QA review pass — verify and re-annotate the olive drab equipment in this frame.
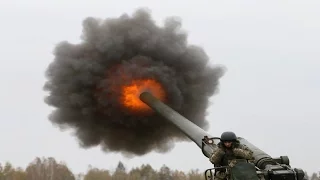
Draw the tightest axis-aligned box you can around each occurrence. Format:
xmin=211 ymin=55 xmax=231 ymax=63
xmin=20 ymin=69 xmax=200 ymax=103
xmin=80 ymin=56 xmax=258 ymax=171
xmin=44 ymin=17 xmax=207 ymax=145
xmin=139 ymin=92 xmax=306 ymax=180
xmin=205 ymin=161 xmax=260 ymax=180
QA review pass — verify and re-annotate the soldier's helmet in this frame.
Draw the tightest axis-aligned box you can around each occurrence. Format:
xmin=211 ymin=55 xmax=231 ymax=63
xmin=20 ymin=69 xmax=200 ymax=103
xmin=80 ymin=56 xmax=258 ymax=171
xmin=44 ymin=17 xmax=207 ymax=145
xmin=220 ymin=131 xmax=237 ymax=142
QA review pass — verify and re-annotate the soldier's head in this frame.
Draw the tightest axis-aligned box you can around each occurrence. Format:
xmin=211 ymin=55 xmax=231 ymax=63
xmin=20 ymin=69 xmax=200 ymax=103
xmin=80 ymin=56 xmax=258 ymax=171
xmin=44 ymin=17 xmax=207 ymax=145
xmin=220 ymin=131 xmax=237 ymax=148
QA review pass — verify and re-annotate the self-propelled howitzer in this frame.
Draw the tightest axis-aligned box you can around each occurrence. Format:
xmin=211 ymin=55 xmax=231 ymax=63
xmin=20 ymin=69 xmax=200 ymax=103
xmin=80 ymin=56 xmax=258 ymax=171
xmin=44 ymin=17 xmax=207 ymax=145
xmin=139 ymin=92 xmax=305 ymax=180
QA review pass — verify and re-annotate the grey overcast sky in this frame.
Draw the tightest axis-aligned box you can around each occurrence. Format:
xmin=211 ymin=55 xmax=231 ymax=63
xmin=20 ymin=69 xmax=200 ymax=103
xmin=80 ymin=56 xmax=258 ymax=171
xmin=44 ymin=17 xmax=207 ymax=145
xmin=0 ymin=0 xmax=319 ymax=175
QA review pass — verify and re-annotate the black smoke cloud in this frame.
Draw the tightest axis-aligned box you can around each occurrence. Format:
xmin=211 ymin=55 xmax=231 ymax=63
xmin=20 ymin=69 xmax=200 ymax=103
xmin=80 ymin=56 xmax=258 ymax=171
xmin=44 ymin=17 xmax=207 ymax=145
xmin=44 ymin=8 xmax=225 ymax=156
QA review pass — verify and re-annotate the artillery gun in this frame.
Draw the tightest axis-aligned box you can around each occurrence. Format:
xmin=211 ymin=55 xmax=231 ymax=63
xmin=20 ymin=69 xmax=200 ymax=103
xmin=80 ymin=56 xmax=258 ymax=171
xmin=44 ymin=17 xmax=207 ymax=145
xmin=139 ymin=92 xmax=306 ymax=180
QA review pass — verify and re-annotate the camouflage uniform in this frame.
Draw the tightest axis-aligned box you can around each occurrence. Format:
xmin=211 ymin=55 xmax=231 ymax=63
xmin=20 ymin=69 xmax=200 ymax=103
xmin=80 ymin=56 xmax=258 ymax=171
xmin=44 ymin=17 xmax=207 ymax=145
xmin=210 ymin=139 xmax=254 ymax=180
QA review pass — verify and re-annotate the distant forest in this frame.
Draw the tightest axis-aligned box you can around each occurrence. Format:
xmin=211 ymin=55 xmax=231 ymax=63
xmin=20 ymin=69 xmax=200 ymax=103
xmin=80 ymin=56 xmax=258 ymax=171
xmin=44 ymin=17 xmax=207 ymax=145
xmin=0 ymin=157 xmax=318 ymax=180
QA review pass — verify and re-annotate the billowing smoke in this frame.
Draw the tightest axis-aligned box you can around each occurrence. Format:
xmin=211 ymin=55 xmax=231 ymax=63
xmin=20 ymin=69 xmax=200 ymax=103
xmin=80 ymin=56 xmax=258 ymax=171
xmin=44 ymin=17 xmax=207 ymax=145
xmin=44 ymin=8 xmax=225 ymax=156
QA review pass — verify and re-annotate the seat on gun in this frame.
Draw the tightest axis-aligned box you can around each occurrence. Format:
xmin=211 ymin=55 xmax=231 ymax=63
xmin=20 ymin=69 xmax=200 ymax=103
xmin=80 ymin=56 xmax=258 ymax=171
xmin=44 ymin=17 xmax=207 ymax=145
xmin=229 ymin=161 xmax=259 ymax=180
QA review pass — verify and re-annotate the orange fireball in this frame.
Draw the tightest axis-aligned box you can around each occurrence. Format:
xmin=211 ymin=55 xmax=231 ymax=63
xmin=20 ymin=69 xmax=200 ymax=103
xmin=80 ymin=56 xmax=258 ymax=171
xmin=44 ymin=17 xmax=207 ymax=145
xmin=121 ymin=79 xmax=166 ymax=112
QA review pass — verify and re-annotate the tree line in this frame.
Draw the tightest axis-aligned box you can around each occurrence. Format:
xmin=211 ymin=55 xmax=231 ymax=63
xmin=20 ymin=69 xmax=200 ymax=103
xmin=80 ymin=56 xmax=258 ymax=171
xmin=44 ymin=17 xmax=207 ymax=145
xmin=0 ymin=157 xmax=318 ymax=180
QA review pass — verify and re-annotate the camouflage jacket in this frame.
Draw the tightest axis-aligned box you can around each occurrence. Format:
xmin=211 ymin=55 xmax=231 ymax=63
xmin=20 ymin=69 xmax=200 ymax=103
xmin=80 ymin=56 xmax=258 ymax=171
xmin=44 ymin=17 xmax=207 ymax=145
xmin=209 ymin=140 xmax=254 ymax=167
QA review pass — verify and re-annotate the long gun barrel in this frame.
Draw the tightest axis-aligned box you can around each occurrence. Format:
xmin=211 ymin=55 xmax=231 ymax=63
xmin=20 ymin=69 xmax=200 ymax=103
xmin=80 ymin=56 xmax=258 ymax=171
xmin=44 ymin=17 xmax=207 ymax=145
xmin=140 ymin=91 xmax=217 ymax=157
xmin=139 ymin=92 xmax=305 ymax=180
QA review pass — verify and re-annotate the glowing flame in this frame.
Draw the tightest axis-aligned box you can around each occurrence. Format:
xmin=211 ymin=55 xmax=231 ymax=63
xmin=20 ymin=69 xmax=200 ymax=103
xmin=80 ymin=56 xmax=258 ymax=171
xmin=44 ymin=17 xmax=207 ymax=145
xmin=121 ymin=79 xmax=166 ymax=112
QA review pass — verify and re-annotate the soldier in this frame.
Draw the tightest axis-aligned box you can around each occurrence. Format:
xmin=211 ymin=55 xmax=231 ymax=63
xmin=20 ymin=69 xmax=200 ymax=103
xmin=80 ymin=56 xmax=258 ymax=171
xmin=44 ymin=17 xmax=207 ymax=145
xmin=209 ymin=131 xmax=254 ymax=180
